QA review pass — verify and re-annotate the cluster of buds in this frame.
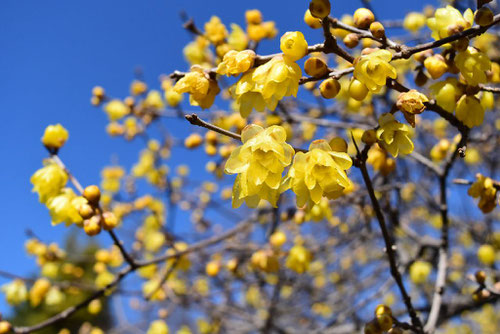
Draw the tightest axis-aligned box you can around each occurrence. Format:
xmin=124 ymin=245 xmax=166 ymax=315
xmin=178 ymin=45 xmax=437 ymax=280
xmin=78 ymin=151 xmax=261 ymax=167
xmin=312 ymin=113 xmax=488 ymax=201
xmin=364 ymin=305 xmax=402 ymax=334
xmin=78 ymin=185 xmax=118 ymax=236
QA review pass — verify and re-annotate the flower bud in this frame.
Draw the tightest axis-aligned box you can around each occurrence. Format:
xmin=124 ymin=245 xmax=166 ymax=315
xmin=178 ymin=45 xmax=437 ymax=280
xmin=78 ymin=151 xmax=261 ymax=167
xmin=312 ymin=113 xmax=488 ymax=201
xmin=184 ymin=133 xmax=203 ymax=148
xmin=343 ymin=33 xmax=359 ymax=48
xmin=362 ymin=129 xmax=377 ymax=145
xmin=309 ymin=0 xmax=331 ymax=19
xmin=245 ymin=9 xmax=262 ymax=25
xmin=78 ymin=203 xmax=94 ymax=220
xmin=319 ymin=78 xmax=341 ymax=99
xmin=475 ymin=270 xmax=487 ymax=284
xmin=349 ymin=78 xmax=369 ymax=101
xmin=0 ymin=321 xmax=11 ymax=334
xmin=42 ymin=124 xmax=69 ymax=149
xmin=475 ymin=7 xmax=494 ymax=26
xmin=304 ymin=9 xmax=322 ymax=29
xmin=353 ymin=8 xmax=375 ymax=29
xmin=102 ymin=212 xmax=118 ymax=230
xmin=84 ymin=216 xmax=102 ymax=236
xmin=369 ymin=22 xmax=385 ymax=39
xmin=424 ymin=54 xmax=448 ymax=79
xmin=83 ymin=185 xmax=101 ymax=204
xmin=304 ymin=57 xmax=329 ymax=77
xmin=329 ymin=137 xmax=348 ymax=152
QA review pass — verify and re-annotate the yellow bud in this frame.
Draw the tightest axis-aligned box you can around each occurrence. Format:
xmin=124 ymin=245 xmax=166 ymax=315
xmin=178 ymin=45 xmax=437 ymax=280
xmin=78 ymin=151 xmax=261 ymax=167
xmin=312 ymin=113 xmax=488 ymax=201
xmin=92 ymin=86 xmax=105 ymax=99
xmin=84 ymin=216 xmax=102 ymax=236
xmin=369 ymin=22 xmax=385 ymax=39
xmin=353 ymin=8 xmax=375 ymax=29
xmin=205 ymin=261 xmax=220 ymax=276
xmin=475 ymin=270 xmax=486 ymax=284
xmin=102 ymin=212 xmax=118 ymax=230
xmin=0 ymin=321 xmax=11 ymax=334
xmin=349 ymin=78 xmax=369 ymax=101
xmin=78 ymin=203 xmax=94 ymax=220
xmin=304 ymin=9 xmax=322 ymax=29
xmin=270 ymin=231 xmax=287 ymax=248
xmin=184 ymin=133 xmax=203 ymax=149
xmin=343 ymin=33 xmax=359 ymax=48
xmin=478 ymin=244 xmax=496 ymax=266
xmin=424 ymin=55 xmax=448 ymax=80
xmin=309 ymin=0 xmax=331 ymax=19
xmin=83 ymin=185 xmax=101 ymax=204
xmin=374 ymin=304 xmax=392 ymax=317
xmin=304 ymin=57 xmax=329 ymax=77
xmin=362 ymin=129 xmax=377 ymax=145
xmin=329 ymin=137 xmax=348 ymax=152
xmin=319 ymin=78 xmax=341 ymax=99
xmin=475 ymin=7 xmax=494 ymax=26
xmin=376 ymin=314 xmax=393 ymax=331
xmin=245 ymin=9 xmax=262 ymax=25
xmin=88 ymin=299 xmax=102 ymax=314
xmin=41 ymin=124 xmax=69 ymax=149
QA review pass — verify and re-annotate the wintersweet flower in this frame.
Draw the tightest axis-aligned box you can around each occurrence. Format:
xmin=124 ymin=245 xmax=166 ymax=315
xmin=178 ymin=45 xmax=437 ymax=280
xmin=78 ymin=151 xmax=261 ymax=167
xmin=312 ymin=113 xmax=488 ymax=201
xmin=396 ymin=90 xmax=429 ymax=127
xmin=232 ymin=55 xmax=301 ymax=117
xmin=1 ymin=280 xmax=27 ymax=305
xmin=455 ymin=95 xmax=484 ymax=128
xmin=283 ymin=140 xmax=352 ymax=208
xmin=204 ymin=16 xmax=227 ymax=45
xmin=280 ymin=31 xmax=308 ymax=62
xmin=455 ymin=46 xmax=491 ymax=86
xmin=147 ymin=320 xmax=169 ymax=334
xmin=353 ymin=49 xmax=397 ymax=92
xmin=376 ymin=113 xmax=414 ymax=157
xmin=174 ymin=65 xmax=220 ymax=109
xmin=143 ymin=90 xmax=164 ymax=109
xmin=427 ymin=6 xmax=473 ymax=41
xmin=286 ymin=244 xmax=312 ymax=274
xmin=468 ymin=173 xmax=497 ymax=213
xmin=104 ymin=99 xmax=130 ymax=121
xmin=41 ymin=124 xmax=69 ymax=149
xmin=403 ymin=12 xmax=426 ymax=32
xmin=31 ymin=162 xmax=68 ymax=203
xmin=216 ymin=50 xmax=256 ymax=76
xmin=224 ymin=125 xmax=294 ymax=208
xmin=46 ymin=188 xmax=85 ymax=226
xmin=429 ymin=78 xmax=463 ymax=112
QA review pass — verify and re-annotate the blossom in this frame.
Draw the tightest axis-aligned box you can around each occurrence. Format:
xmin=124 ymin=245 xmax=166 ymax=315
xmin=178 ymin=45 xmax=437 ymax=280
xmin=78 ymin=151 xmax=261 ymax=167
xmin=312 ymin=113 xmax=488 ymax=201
xmin=231 ymin=55 xmax=301 ymax=117
xmin=31 ymin=162 xmax=68 ymax=203
xmin=468 ymin=173 xmax=497 ymax=213
xmin=283 ymin=139 xmax=352 ymax=207
xmin=403 ymin=12 xmax=426 ymax=32
xmin=456 ymin=95 xmax=484 ymax=128
xmin=280 ymin=31 xmax=308 ymax=61
xmin=376 ymin=113 xmax=414 ymax=157
xmin=427 ymin=6 xmax=473 ymax=41
xmin=204 ymin=16 xmax=227 ymax=45
xmin=216 ymin=50 xmax=255 ymax=76
xmin=409 ymin=260 xmax=432 ymax=284
xmin=1 ymin=280 xmax=27 ymax=305
xmin=396 ymin=90 xmax=429 ymax=127
xmin=104 ymin=99 xmax=130 ymax=121
xmin=286 ymin=244 xmax=312 ymax=274
xmin=227 ymin=24 xmax=248 ymax=51
xmin=46 ymin=188 xmax=85 ymax=226
xmin=353 ymin=49 xmax=397 ymax=92
xmin=143 ymin=90 xmax=164 ymax=109
xmin=174 ymin=65 xmax=220 ymax=109
xmin=41 ymin=124 xmax=69 ymax=149
xmin=224 ymin=125 xmax=294 ymax=208
xmin=429 ymin=78 xmax=463 ymax=113
xmin=455 ymin=46 xmax=491 ymax=86
xmin=147 ymin=320 xmax=169 ymax=334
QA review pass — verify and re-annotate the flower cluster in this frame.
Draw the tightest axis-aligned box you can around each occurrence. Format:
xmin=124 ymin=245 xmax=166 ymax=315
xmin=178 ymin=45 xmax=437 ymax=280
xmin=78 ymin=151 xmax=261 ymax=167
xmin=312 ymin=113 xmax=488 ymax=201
xmin=468 ymin=174 xmax=498 ymax=213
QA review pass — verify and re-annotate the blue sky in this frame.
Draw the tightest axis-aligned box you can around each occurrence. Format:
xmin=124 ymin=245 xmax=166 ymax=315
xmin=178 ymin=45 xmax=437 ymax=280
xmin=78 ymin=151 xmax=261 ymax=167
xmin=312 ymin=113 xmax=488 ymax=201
xmin=0 ymin=0 xmax=436 ymax=315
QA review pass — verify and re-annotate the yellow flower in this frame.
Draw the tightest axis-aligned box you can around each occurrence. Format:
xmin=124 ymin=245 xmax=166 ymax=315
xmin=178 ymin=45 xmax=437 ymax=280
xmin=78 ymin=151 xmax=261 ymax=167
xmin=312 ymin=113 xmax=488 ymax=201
xmin=477 ymin=244 xmax=496 ymax=265
xmin=29 ymin=278 xmax=51 ymax=307
xmin=232 ymin=55 xmax=301 ymax=117
xmin=429 ymin=78 xmax=462 ymax=112
xmin=455 ymin=46 xmax=491 ymax=86
xmin=104 ymin=99 xmax=130 ymax=121
xmin=224 ymin=125 xmax=294 ymax=208
xmin=280 ymin=31 xmax=308 ymax=62
xmin=427 ymin=6 xmax=473 ymax=41
xmin=283 ymin=139 xmax=352 ymax=207
xmin=409 ymin=260 xmax=432 ymax=284
xmin=46 ymin=188 xmax=85 ymax=226
xmin=183 ymin=36 xmax=211 ymax=66
xmin=353 ymin=49 xmax=397 ymax=92
xmin=456 ymin=95 xmax=484 ymax=128
xmin=286 ymin=244 xmax=312 ymax=274
xmin=41 ymin=124 xmax=69 ymax=149
xmin=130 ymin=80 xmax=148 ymax=95
xmin=204 ymin=16 xmax=227 ymax=45
xmin=403 ymin=12 xmax=426 ymax=32
xmin=31 ymin=162 xmax=68 ymax=203
xmin=376 ymin=113 xmax=414 ymax=157
xmin=174 ymin=65 xmax=220 ymax=109
xmin=228 ymin=24 xmax=248 ymax=51
xmin=144 ymin=90 xmax=164 ymax=109
xmin=396 ymin=90 xmax=429 ymax=127
xmin=1 ymin=280 xmax=28 ymax=305
xmin=216 ymin=50 xmax=256 ymax=76
xmin=468 ymin=173 xmax=497 ymax=213
xmin=147 ymin=320 xmax=169 ymax=334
